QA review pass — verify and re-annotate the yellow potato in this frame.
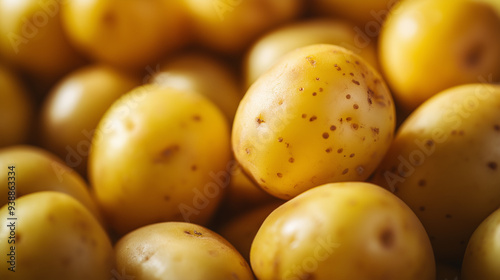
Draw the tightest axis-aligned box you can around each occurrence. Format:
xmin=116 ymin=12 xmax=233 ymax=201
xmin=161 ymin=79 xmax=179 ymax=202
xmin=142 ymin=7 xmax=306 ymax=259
xmin=89 ymin=85 xmax=231 ymax=235
xmin=62 ymin=0 xmax=189 ymax=69
xmin=217 ymin=201 xmax=282 ymax=261
xmin=40 ymin=64 xmax=140 ymax=177
xmin=371 ymin=84 xmax=500 ymax=263
xmin=114 ymin=222 xmax=254 ymax=280
xmin=0 ymin=145 xmax=101 ymax=221
xmin=462 ymin=207 xmax=500 ymax=280
xmin=151 ymin=52 xmax=243 ymax=122
xmin=0 ymin=191 xmax=114 ymax=280
xmin=182 ymin=0 xmax=304 ymax=54
xmin=0 ymin=65 xmax=33 ymax=147
xmin=244 ymin=18 xmax=380 ymax=87
xmin=379 ymin=0 xmax=500 ymax=111
xmin=0 ymin=0 xmax=85 ymax=84
xmin=233 ymin=44 xmax=395 ymax=199
xmin=250 ymin=182 xmax=435 ymax=280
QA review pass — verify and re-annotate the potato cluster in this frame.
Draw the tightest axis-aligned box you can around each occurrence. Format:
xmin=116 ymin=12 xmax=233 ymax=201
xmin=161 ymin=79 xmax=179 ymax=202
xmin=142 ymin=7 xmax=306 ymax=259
xmin=0 ymin=0 xmax=499 ymax=279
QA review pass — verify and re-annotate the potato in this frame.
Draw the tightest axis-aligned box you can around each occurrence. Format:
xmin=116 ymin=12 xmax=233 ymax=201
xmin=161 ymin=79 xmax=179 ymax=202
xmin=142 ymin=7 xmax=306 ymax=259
xmin=232 ymin=44 xmax=395 ymax=199
xmin=250 ymin=182 xmax=435 ymax=280
xmin=182 ymin=0 xmax=304 ymax=54
xmin=218 ymin=201 xmax=282 ymax=261
xmin=62 ymin=0 xmax=189 ymax=69
xmin=0 ymin=65 xmax=33 ymax=147
xmin=89 ymin=85 xmax=231 ymax=235
xmin=0 ymin=0 xmax=84 ymax=85
xmin=311 ymin=0 xmax=398 ymax=26
xmin=114 ymin=222 xmax=254 ymax=280
xmin=0 ymin=191 xmax=114 ymax=280
xmin=244 ymin=18 xmax=380 ymax=87
xmin=40 ymin=64 xmax=140 ymax=177
xmin=151 ymin=52 xmax=243 ymax=122
xmin=0 ymin=145 xmax=101 ymax=221
xmin=461 ymin=207 xmax=500 ymax=280
xmin=370 ymin=83 xmax=500 ymax=263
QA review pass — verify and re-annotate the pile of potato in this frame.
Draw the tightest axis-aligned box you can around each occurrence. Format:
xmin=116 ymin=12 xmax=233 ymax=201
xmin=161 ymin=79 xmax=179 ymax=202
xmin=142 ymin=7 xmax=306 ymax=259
xmin=1 ymin=0 xmax=499 ymax=279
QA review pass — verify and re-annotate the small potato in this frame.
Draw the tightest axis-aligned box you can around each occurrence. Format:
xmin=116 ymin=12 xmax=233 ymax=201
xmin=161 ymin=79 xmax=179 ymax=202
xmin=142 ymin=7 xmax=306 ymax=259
xmin=0 ymin=192 xmax=114 ymax=280
xmin=233 ymin=44 xmax=395 ymax=199
xmin=461 ymin=207 xmax=500 ymax=280
xmin=89 ymin=85 xmax=231 ymax=235
xmin=62 ymin=0 xmax=189 ymax=69
xmin=0 ymin=145 xmax=101 ymax=220
xmin=0 ymin=66 xmax=33 ymax=147
xmin=183 ymin=0 xmax=304 ymax=54
xmin=244 ymin=19 xmax=380 ymax=87
xmin=371 ymin=84 xmax=500 ymax=263
xmin=250 ymin=182 xmax=435 ymax=280
xmin=151 ymin=52 xmax=243 ymax=122
xmin=114 ymin=222 xmax=254 ymax=280
xmin=40 ymin=64 xmax=140 ymax=177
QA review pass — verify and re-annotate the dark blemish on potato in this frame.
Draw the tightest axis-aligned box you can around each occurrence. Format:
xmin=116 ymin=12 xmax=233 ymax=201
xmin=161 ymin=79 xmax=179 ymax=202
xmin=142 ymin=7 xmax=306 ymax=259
xmin=306 ymin=56 xmax=316 ymax=66
xmin=194 ymin=230 xmax=202 ymax=236
xmin=325 ymin=148 xmax=332 ymax=153
xmin=373 ymin=78 xmax=380 ymax=84
xmin=343 ymin=73 xmax=346 ymax=76
xmin=351 ymin=123 xmax=359 ymax=130
xmin=315 ymin=77 xmax=320 ymax=81
xmin=302 ymin=113 xmax=307 ymax=118
xmin=156 ymin=145 xmax=180 ymax=162
xmin=278 ymin=100 xmax=283 ymax=105
xmin=425 ymin=140 xmax=434 ymax=147
xmin=245 ymin=148 xmax=251 ymax=154
xmin=419 ymin=206 xmax=425 ymax=211
xmin=371 ymin=127 xmax=379 ymax=135
xmin=356 ymin=166 xmax=364 ymax=175
xmin=330 ymin=125 xmax=337 ymax=131
xmin=445 ymin=214 xmax=452 ymax=219
xmin=494 ymin=124 xmax=500 ymax=131
xmin=322 ymin=132 xmax=329 ymax=139
xmin=164 ymin=195 xmax=171 ymax=201
xmin=260 ymin=178 xmax=266 ymax=183
xmin=337 ymin=148 xmax=343 ymax=153
xmin=285 ymin=142 xmax=290 ymax=148
xmin=256 ymin=116 xmax=265 ymax=124
xmin=277 ymin=173 xmax=283 ymax=178
xmin=459 ymin=130 xmax=465 ymax=135
xmin=346 ymin=117 xmax=352 ymax=122
xmin=355 ymin=61 xmax=360 ymax=65
xmin=464 ymin=43 xmax=484 ymax=68
xmin=312 ymin=92 xmax=317 ymax=96
xmin=342 ymin=168 xmax=349 ymax=175
xmin=353 ymin=104 xmax=359 ymax=109
xmin=487 ymin=162 xmax=498 ymax=170
xmin=289 ymin=157 xmax=295 ymax=163
xmin=352 ymin=79 xmax=360 ymax=85
xmin=451 ymin=130 xmax=457 ymax=135
xmin=299 ymin=87 xmax=304 ymax=91
xmin=346 ymin=94 xmax=351 ymax=99
xmin=102 ymin=12 xmax=116 ymax=25
xmin=278 ymin=137 xmax=283 ymax=142
xmin=361 ymin=73 xmax=365 ymax=78
xmin=192 ymin=115 xmax=201 ymax=122
xmin=309 ymin=116 xmax=317 ymax=122
xmin=379 ymin=228 xmax=395 ymax=248
xmin=418 ymin=179 xmax=426 ymax=187
xmin=339 ymin=118 xmax=343 ymax=123
xmin=15 ymin=232 xmax=21 ymax=243
xmin=319 ymin=88 xmax=324 ymax=92
xmin=346 ymin=60 xmax=350 ymax=63
xmin=349 ymin=153 xmax=355 ymax=158
xmin=184 ymin=230 xmax=192 ymax=235
xmin=349 ymin=73 xmax=354 ymax=76
xmin=334 ymin=64 xmax=341 ymax=71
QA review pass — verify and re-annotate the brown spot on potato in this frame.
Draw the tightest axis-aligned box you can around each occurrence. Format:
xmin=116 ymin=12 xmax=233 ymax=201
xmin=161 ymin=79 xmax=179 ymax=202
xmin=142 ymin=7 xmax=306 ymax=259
xmin=289 ymin=158 xmax=295 ymax=163
xmin=306 ymin=56 xmax=316 ymax=66
xmin=342 ymin=168 xmax=349 ymax=175
xmin=278 ymin=137 xmax=283 ymax=142
xmin=156 ymin=145 xmax=180 ymax=163
xmin=352 ymin=79 xmax=360 ymax=85
xmin=315 ymin=77 xmax=320 ymax=81
xmin=346 ymin=60 xmax=350 ymax=63
xmin=312 ymin=92 xmax=317 ymax=96
xmin=164 ymin=195 xmax=171 ymax=201
xmin=194 ymin=230 xmax=202 ymax=236
xmin=349 ymin=73 xmax=354 ymax=76
xmin=445 ymin=214 xmax=452 ymax=219
xmin=346 ymin=117 xmax=352 ymax=122
xmin=325 ymin=148 xmax=332 ymax=153
xmin=302 ymin=113 xmax=307 ymax=118
xmin=355 ymin=61 xmax=360 ymax=65
xmin=102 ymin=12 xmax=116 ymax=25
xmin=191 ymin=165 xmax=197 ymax=171
xmin=309 ymin=116 xmax=317 ymax=122
xmin=256 ymin=116 xmax=265 ymax=124
xmin=337 ymin=148 xmax=343 ymax=153
xmin=299 ymin=87 xmax=304 ymax=91
xmin=322 ymin=132 xmax=329 ymax=139
xmin=319 ymin=88 xmax=323 ymax=92
xmin=464 ymin=43 xmax=484 ymax=68
xmin=245 ymin=148 xmax=251 ymax=154
xmin=346 ymin=94 xmax=351 ymax=99
xmin=15 ymin=232 xmax=21 ymax=243
xmin=418 ymin=179 xmax=426 ymax=187
xmin=277 ymin=173 xmax=283 ymax=178
xmin=353 ymin=104 xmax=359 ymax=109
xmin=379 ymin=228 xmax=395 ymax=248
xmin=351 ymin=123 xmax=359 ymax=130
xmin=260 ymin=178 xmax=266 ymax=183
xmin=487 ymin=162 xmax=497 ymax=170
xmin=350 ymin=153 xmax=355 ymax=158
xmin=184 ymin=230 xmax=191 ymax=235
xmin=192 ymin=115 xmax=201 ymax=122
xmin=356 ymin=166 xmax=365 ymax=175
xmin=494 ymin=124 xmax=500 ymax=131
xmin=330 ymin=125 xmax=337 ymax=131
xmin=334 ymin=64 xmax=341 ymax=71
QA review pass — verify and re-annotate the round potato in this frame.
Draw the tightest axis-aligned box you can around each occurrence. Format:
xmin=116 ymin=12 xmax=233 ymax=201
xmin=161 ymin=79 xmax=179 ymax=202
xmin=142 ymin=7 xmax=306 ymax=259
xmin=40 ymin=64 xmax=140 ymax=177
xmin=89 ymin=85 xmax=231 ymax=235
xmin=0 ymin=145 xmax=101 ymax=220
xmin=244 ymin=19 xmax=380 ymax=87
xmin=250 ymin=182 xmax=435 ymax=280
xmin=461 ymin=207 xmax=500 ymax=280
xmin=151 ymin=52 xmax=243 ymax=122
xmin=115 ymin=222 xmax=254 ymax=280
xmin=183 ymin=0 xmax=304 ymax=54
xmin=0 ymin=0 xmax=85 ymax=85
xmin=233 ymin=44 xmax=395 ymax=199
xmin=0 ymin=65 xmax=33 ymax=147
xmin=370 ymin=83 xmax=500 ymax=263
xmin=62 ymin=0 xmax=189 ymax=69
xmin=0 ymin=191 xmax=114 ymax=280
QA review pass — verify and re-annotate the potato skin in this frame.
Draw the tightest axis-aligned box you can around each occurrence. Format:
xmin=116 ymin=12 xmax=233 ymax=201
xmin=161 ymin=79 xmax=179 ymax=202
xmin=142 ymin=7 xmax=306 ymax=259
xmin=114 ymin=222 xmax=254 ymax=280
xmin=0 ymin=192 xmax=114 ymax=280
xmin=233 ymin=44 xmax=395 ymax=199
xmin=250 ymin=182 xmax=435 ymax=280
xmin=89 ymin=85 xmax=231 ymax=235
xmin=371 ymin=84 xmax=500 ymax=263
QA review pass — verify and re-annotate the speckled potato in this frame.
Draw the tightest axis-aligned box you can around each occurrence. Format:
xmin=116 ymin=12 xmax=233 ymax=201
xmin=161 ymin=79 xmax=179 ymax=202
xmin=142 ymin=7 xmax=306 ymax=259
xmin=0 ymin=192 xmax=114 ymax=280
xmin=151 ymin=52 xmax=242 ymax=122
xmin=462 ymin=207 xmax=500 ymax=280
xmin=89 ymin=85 xmax=231 ymax=235
xmin=371 ymin=84 xmax=500 ymax=263
xmin=250 ymin=182 xmax=435 ymax=280
xmin=114 ymin=222 xmax=254 ymax=280
xmin=379 ymin=0 xmax=500 ymax=111
xmin=233 ymin=44 xmax=395 ymax=199
xmin=244 ymin=19 xmax=380 ymax=87
xmin=40 ymin=64 xmax=140 ymax=177
xmin=182 ymin=0 xmax=304 ymax=54
xmin=62 ymin=0 xmax=189 ymax=69
xmin=0 ymin=145 xmax=101 ymax=221
xmin=0 ymin=65 xmax=33 ymax=147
